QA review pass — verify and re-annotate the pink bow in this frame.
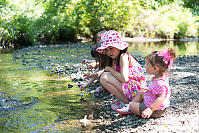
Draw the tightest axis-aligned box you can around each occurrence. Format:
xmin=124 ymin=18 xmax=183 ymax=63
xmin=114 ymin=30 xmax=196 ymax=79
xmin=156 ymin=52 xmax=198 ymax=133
xmin=157 ymin=48 xmax=173 ymax=68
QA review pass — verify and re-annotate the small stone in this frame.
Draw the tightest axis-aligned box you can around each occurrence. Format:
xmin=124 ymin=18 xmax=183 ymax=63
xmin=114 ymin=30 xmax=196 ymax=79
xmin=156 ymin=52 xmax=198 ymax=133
xmin=189 ymin=99 xmax=193 ymax=103
xmin=194 ymin=110 xmax=198 ymax=114
xmin=68 ymin=84 xmax=73 ymax=88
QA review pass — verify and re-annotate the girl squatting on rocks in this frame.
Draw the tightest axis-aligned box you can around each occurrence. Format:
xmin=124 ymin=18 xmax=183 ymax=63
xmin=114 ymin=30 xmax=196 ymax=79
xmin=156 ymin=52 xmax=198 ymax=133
xmin=80 ymin=30 xmax=111 ymax=92
xmin=80 ymin=44 xmax=111 ymax=91
xmin=81 ymin=30 xmax=107 ymax=70
xmin=117 ymin=48 xmax=176 ymax=118
xmin=96 ymin=30 xmax=146 ymax=111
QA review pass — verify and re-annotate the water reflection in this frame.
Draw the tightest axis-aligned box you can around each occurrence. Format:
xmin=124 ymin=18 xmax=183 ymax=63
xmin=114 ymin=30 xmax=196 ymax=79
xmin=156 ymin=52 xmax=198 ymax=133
xmin=0 ymin=54 xmax=93 ymax=132
xmin=128 ymin=41 xmax=199 ymax=57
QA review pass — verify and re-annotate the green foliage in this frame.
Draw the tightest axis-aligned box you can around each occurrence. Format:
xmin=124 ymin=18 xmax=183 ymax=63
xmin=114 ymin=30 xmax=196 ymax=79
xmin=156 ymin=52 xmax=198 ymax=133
xmin=0 ymin=0 xmax=37 ymax=49
xmin=182 ymin=0 xmax=199 ymax=15
xmin=156 ymin=2 xmax=198 ymax=38
xmin=0 ymin=14 xmax=34 ymax=49
xmin=0 ymin=0 xmax=199 ymax=49
xmin=34 ymin=0 xmax=77 ymax=43
xmin=13 ymin=15 xmax=35 ymax=47
xmin=73 ymin=0 xmax=132 ymax=39
xmin=126 ymin=0 xmax=198 ymax=38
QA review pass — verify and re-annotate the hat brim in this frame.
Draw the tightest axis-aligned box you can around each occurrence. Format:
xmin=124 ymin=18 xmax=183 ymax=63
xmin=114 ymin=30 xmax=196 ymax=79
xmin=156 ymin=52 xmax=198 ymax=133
xmin=96 ymin=42 xmax=129 ymax=54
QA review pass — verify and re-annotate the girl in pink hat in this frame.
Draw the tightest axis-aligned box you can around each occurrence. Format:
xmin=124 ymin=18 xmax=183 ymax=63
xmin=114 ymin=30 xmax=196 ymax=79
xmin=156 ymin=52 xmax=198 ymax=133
xmin=96 ymin=30 xmax=147 ymax=111
xmin=117 ymin=48 xmax=176 ymax=118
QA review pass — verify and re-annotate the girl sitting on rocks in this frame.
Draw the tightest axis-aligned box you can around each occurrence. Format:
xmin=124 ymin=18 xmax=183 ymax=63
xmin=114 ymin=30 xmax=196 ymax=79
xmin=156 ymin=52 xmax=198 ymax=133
xmin=96 ymin=30 xmax=146 ymax=111
xmin=117 ymin=48 xmax=176 ymax=118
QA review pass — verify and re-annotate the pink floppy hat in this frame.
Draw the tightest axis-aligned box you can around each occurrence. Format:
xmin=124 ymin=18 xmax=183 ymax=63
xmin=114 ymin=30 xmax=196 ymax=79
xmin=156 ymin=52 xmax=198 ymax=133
xmin=96 ymin=30 xmax=129 ymax=54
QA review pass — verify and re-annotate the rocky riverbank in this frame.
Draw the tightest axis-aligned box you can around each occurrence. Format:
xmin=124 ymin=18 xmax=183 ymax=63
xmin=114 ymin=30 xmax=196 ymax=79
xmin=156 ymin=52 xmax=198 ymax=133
xmin=13 ymin=44 xmax=199 ymax=132
xmin=94 ymin=55 xmax=199 ymax=133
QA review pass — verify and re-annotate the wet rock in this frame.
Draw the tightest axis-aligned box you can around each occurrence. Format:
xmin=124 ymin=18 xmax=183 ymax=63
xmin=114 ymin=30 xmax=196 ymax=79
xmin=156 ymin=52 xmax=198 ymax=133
xmin=68 ymin=84 xmax=73 ymax=88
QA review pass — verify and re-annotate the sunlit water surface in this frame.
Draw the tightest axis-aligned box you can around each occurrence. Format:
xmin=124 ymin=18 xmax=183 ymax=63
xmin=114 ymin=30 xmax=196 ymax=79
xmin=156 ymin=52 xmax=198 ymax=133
xmin=0 ymin=41 xmax=198 ymax=132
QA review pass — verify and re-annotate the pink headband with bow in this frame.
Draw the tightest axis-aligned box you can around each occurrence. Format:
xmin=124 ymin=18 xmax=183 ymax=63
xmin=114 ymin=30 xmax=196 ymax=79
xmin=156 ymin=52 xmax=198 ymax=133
xmin=157 ymin=48 xmax=173 ymax=69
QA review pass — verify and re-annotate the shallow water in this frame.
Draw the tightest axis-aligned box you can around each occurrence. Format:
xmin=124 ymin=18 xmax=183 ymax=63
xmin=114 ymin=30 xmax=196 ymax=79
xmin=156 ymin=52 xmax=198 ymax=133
xmin=128 ymin=40 xmax=199 ymax=57
xmin=0 ymin=41 xmax=198 ymax=132
xmin=0 ymin=54 xmax=95 ymax=132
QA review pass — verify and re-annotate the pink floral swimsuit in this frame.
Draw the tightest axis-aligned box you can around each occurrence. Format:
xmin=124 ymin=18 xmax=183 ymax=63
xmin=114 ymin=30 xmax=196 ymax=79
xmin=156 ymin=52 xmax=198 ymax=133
xmin=117 ymin=55 xmax=146 ymax=101
xmin=144 ymin=76 xmax=171 ymax=110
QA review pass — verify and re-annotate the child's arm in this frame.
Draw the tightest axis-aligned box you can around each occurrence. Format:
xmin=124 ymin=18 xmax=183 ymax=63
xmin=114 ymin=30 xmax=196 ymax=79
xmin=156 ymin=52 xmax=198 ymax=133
xmin=83 ymin=68 xmax=104 ymax=78
xmin=141 ymin=93 xmax=165 ymax=118
xmin=88 ymin=62 xmax=98 ymax=69
xmin=82 ymin=59 xmax=98 ymax=69
xmin=80 ymin=78 xmax=96 ymax=91
xmin=82 ymin=59 xmax=95 ymax=64
xmin=104 ymin=53 xmax=129 ymax=83
xmin=80 ymin=69 xmax=104 ymax=91
xmin=96 ymin=69 xmax=105 ymax=77
xmin=104 ymin=66 xmax=124 ymax=82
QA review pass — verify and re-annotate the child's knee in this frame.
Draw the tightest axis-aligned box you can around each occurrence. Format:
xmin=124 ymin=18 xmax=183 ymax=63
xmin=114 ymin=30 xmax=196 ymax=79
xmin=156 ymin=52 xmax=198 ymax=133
xmin=100 ymin=72 xmax=108 ymax=84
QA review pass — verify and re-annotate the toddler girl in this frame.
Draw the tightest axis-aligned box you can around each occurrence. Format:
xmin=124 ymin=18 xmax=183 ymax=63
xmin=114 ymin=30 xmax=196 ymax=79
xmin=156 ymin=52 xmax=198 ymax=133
xmin=96 ymin=30 xmax=146 ymax=110
xmin=117 ymin=48 xmax=176 ymax=118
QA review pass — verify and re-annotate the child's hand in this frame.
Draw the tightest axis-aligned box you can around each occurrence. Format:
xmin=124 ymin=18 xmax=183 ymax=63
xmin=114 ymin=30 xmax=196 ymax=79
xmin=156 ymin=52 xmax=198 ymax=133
xmin=80 ymin=84 xmax=88 ymax=91
xmin=81 ymin=59 xmax=89 ymax=64
xmin=104 ymin=66 xmax=112 ymax=72
xmin=83 ymin=73 xmax=98 ymax=79
xmin=141 ymin=108 xmax=153 ymax=118
xmin=87 ymin=62 xmax=96 ymax=69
